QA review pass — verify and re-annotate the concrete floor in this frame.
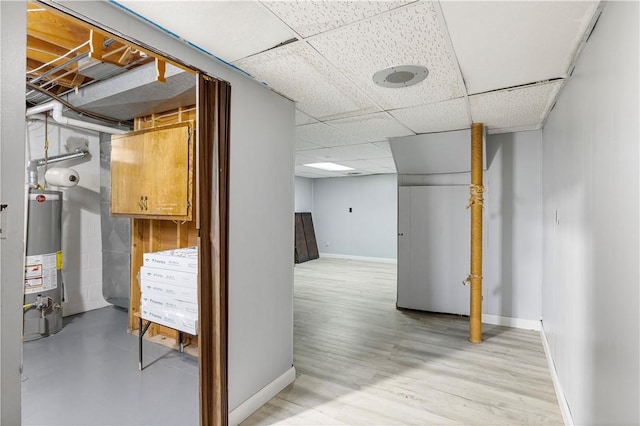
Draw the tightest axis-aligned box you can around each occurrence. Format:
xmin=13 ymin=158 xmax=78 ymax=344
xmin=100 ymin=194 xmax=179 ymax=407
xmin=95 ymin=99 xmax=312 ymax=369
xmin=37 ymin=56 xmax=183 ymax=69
xmin=22 ymin=306 xmax=198 ymax=425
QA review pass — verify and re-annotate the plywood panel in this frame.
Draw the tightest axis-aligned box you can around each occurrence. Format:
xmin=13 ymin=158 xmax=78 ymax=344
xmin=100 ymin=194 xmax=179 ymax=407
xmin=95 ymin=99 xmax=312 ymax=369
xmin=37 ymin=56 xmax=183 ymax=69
xmin=301 ymin=212 xmax=319 ymax=260
xmin=294 ymin=213 xmax=309 ymax=263
xmin=127 ymin=106 xmax=199 ymax=351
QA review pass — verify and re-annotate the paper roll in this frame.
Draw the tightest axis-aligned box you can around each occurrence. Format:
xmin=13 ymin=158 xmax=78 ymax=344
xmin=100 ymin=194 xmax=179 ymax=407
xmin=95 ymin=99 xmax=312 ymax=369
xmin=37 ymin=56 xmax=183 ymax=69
xmin=45 ymin=168 xmax=80 ymax=187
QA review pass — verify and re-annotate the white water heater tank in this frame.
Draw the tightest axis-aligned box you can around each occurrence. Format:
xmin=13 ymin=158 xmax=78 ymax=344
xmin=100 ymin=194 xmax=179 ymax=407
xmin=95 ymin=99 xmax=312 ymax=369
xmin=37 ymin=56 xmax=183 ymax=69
xmin=45 ymin=167 xmax=79 ymax=187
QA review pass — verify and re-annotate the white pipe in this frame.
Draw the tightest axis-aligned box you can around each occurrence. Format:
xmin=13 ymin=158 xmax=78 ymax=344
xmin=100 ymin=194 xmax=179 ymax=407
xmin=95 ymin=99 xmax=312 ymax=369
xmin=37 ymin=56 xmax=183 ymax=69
xmin=25 ymin=101 xmax=127 ymax=135
xmin=25 ymin=101 xmax=56 ymax=117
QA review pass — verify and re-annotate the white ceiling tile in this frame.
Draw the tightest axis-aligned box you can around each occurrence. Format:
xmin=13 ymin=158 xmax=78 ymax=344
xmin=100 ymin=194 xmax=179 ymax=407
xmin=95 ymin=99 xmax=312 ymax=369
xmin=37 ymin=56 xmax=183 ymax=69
xmin=373 ymin=141 xmax=391 ymax=153
xmin=117 ymin=1 xmax=297 ymax=63
xmin=302 ymin=142 xmax=391 ymax=162
xmin=469 ymin=81 xmax=564 ymax=132
xmin=296 ymin=122 xmax=365 ymax=148
xmin=367 ymin=167 xmax=397 ymax=175
xmin=389 ymin=98 xmax=470 ymax=134
xmin=234 ymin=41 xmax=380 ymax=120
xmin=308 ymin=2 xmax=466 ymax=110
xmin=295 ymin=109 xmax=318 ymax=125
xmin=367 ymin=156 xmax=397 ymax=169
xmin=440 ymin=1 xmax=600 ymax=94
xmin=296 ymin=139 xmax=324 ymax=151
xmin=339 ymin=159 xmax=383 ymax=170
xmin=262 ymin=1 xmax=414 ymax=38
xmin=325 ymin=112 xmax=414 ymax=142
xmin=295 ymin=153 xmax=318 ymax=165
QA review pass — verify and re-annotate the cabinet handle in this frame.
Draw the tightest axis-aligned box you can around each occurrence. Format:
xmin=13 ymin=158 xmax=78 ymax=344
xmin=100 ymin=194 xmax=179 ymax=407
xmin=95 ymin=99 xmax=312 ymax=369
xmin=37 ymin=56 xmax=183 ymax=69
xmin=139 ymin=196 xmax=145 ymax=211
xmin=143 ymin=196 xmax=148 ymax=211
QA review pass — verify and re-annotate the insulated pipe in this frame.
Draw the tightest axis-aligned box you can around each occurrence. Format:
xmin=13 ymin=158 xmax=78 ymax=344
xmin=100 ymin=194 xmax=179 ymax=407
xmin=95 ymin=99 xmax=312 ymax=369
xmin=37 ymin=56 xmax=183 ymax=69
xmin=25 ymin=101 xmax=127 ymax=135
xmin=469 ymin=123 xmax=484 ymax=343
xmin=27 ymin=149 xmax=89 ymax=189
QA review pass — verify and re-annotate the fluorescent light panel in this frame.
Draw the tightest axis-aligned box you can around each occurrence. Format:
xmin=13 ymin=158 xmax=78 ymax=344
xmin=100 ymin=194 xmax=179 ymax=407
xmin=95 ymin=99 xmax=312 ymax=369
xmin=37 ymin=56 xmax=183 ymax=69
xmin=303 ymin=162 xmax=354 ymax=171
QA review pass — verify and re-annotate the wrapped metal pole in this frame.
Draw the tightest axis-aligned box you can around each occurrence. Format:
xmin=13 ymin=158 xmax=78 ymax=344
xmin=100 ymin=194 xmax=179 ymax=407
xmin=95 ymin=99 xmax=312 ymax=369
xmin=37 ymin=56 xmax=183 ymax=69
xmin=469 ymin=123 xmax=484 ymax=343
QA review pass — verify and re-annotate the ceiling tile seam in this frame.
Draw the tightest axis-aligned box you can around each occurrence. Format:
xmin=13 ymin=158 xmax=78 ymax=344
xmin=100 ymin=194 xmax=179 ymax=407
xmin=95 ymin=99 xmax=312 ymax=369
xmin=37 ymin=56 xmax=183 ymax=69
xmin=563 ymin=3 xmax=605 ymax=82
xmin=296 ymin=105 xmax=382 ymax=124
xmin=300 ymin=39 xmax=415 ymax=144
xmin=318 ymin=110 xmax=416 ymax=142
xmin=538 ymin=80 xmax=566 ymax=130
xmin=488 ymin=123 xmax=543 ymax=135
xmin=469 ymin=78 xmax=565 ymax=98
xmin=385 ymin=96 xmax=468 ymax=114
xmin=432 ymin=1 xmax=472 ymax=125
xmin=297 ymin=120 xmax=368 ymax=144
xmin=381 ymin=110 xmax=417 ymax=137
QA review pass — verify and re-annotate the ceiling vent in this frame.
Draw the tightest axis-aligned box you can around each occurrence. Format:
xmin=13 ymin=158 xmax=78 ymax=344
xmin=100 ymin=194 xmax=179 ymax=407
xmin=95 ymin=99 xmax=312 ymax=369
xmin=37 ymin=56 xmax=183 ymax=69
xmin=373 ymin=65 xmax=429 ymax=88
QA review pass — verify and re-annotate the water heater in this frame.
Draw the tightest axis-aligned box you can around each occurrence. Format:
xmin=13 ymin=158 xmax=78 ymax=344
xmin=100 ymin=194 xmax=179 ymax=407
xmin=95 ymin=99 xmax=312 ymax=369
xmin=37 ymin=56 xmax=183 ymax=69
xmin=23 ymin=189 xmax=64 ymax=341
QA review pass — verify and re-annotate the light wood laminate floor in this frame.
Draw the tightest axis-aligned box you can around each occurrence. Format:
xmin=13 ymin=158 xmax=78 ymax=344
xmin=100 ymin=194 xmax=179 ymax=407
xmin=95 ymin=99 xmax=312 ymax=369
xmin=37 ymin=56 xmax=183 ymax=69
xmin=243 ymin=257 xmax=563 ymax=425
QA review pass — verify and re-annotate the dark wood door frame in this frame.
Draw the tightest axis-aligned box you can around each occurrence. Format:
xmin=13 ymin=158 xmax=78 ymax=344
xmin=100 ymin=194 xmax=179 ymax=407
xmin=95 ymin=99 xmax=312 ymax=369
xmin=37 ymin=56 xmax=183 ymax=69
xmin=197 ymin=74 xmax=231 ymax=426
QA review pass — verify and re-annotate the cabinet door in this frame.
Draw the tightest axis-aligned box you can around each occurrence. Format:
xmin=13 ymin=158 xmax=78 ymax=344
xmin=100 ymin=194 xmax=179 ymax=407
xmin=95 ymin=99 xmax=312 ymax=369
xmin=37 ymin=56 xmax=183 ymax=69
xmin=111 ymin=122 xmax=192 ymax=219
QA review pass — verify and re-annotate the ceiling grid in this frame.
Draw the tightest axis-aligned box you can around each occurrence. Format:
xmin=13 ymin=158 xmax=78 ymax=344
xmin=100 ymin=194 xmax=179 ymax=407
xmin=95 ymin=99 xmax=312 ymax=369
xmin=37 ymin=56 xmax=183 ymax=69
xmin=32 ymin=1 xmax=602 ymax=178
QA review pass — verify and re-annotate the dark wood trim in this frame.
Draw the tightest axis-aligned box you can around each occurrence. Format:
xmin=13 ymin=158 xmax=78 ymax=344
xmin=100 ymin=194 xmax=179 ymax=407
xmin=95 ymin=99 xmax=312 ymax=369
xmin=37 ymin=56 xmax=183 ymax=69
xmin=197 ymin=74 xmax=231 ymax=426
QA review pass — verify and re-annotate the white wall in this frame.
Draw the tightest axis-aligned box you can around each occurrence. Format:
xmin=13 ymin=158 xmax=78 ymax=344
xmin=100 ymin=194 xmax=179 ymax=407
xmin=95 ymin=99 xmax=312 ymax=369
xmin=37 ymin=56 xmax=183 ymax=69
xmin=397 ymin=130 xmax=544 ymax=323
xmin=313 ymin=174 xmax=397 ymax=260
xmin=541 ymin=2 xmax=639 ymax=424
xmin=485 ymin=131 xmax=543 ymax=322
xmin=25 ymin=122 xmax=108 ymax=316
xmin=0 ymin=2 xmax=26 ymax=423
xmin=294 ymin=176 xmax=313 ymax=212
xmin=49 ymin=1 xmax=296 ymax=418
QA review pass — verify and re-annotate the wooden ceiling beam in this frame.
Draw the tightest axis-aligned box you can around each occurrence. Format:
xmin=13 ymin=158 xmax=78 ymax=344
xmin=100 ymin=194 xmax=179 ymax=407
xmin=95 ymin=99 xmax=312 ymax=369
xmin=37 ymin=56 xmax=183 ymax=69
xmin=27 ymin=58 xmax=88 ymax=88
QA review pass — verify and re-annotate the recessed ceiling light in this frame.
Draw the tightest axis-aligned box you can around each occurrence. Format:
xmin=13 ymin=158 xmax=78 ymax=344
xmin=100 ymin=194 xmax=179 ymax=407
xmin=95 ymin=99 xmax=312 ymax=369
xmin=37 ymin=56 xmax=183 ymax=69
xmin=373 ymin=65 xmax=429 ymax=88
xmin=303 ymin=162 xmax=354 ymax=171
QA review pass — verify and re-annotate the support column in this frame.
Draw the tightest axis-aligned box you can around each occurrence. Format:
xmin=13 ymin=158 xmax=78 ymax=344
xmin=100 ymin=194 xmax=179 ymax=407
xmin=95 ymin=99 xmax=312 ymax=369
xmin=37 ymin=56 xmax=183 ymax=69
xmin=469 ymin=123 xmax=484 ymax=343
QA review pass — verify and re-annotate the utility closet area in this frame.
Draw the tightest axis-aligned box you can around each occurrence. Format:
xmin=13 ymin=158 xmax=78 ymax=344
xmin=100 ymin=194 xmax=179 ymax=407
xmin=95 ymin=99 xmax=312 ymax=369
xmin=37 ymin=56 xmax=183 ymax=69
xmin=23 ymin=0 xmax=203 ymax=398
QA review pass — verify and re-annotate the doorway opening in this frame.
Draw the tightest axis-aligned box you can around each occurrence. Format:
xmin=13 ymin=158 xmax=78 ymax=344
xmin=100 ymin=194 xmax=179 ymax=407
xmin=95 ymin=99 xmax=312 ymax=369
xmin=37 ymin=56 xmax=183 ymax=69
xmin=22 ymin=2 xmax=228 ymax=424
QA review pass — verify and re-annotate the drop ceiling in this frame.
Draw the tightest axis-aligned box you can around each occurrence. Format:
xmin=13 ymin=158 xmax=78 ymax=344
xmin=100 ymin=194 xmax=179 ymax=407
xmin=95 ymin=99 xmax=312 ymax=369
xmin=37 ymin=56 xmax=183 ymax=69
xmin=96 ymin=1 xmax=602 ymax=177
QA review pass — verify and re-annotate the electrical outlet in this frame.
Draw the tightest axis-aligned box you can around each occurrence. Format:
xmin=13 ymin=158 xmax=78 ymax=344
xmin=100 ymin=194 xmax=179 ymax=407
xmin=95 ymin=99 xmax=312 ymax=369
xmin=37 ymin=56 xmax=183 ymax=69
xmin=325 ymin=241 xmax=329 ymax=247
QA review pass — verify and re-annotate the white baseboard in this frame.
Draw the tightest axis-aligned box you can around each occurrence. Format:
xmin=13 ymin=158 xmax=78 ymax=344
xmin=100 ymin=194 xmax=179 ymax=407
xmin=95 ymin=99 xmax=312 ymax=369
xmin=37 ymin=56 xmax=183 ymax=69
xmin=482 ymin=314 xmax=541 ymax=331
xmin=229 ymin=366 xmax=296 ymax=426
xmin=540 ymin=325 xmax=574 ymax=426
xmin=319 ymin=252 xmax=397 ymax=264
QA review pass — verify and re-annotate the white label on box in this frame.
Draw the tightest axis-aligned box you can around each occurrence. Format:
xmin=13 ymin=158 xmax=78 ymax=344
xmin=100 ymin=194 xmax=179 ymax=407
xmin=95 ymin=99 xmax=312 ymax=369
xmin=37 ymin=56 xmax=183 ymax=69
xmin=140 ymin=280 xmax=198 ymax=304
xmin=143 ymin=247 xmax=198 ymax=272
xmin=139 ymin=266 xmax=197 ymax=288
xmin=24 ymin=253 xmax=57 ymax=294
xmin=140 ymin=303 xmax=198 ymax=335
xmin=141 ymin=294 xmax=198 ymax=316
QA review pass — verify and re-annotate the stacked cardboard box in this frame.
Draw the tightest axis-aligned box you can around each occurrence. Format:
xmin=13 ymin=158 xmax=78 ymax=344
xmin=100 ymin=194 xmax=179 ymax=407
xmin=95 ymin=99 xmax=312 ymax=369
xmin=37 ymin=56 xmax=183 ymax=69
xmin=139 ymin=247 xmax=198 ymax=335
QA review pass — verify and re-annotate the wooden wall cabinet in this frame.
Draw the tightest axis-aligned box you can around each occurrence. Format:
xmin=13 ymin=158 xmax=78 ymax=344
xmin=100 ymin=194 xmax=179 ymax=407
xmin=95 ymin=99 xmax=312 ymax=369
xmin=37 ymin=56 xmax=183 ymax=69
xmin=111 ymin=122 xmax=194 ymax=220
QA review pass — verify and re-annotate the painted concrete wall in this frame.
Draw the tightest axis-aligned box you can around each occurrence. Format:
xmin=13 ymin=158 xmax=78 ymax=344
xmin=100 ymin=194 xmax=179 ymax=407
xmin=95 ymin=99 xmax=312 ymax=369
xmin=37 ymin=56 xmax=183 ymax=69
xmin=41 ymin=0 xmax=296 ymax=417
xmin=25 ymin=122 xmax=108 ymax=316
xmin=541 ymin=2 xmax=639 ymax=424
xmin=0 ymin=2 xmax=26 ymax=423
xmin=294 ymin=176 xmax=313 ymax=212
xmin=485 ymin=131 xmax=543 ymax=322
xmin=313 ymin=174 xmax=397 ymax=260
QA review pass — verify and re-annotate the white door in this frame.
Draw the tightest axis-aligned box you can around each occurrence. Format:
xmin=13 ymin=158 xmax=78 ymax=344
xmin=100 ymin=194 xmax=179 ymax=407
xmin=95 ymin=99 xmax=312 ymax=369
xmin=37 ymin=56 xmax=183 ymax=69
xmin=397 ymin=186 xmax=470 ymax=315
